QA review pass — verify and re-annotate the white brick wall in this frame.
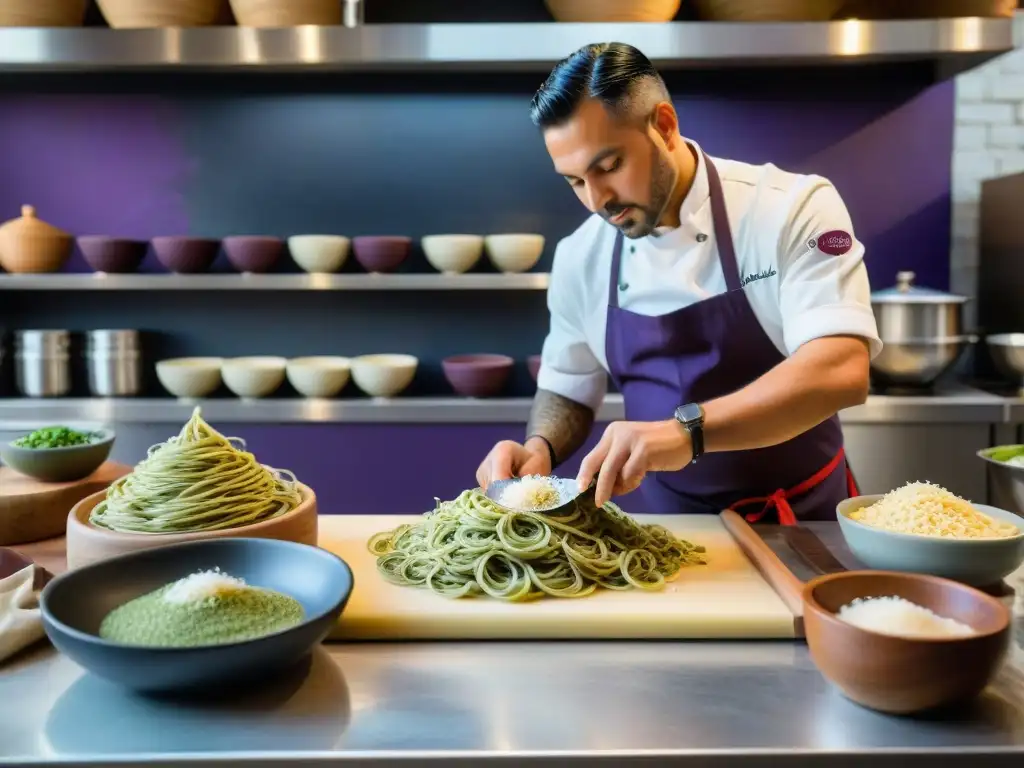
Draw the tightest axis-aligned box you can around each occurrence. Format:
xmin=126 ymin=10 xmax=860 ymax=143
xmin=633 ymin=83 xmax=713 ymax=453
xmin=952 ymin=12 xmax=1024 ymax=317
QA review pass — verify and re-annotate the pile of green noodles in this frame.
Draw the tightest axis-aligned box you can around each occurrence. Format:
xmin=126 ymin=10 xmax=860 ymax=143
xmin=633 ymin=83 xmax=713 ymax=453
xmin=89 ymin=407 xmax=302 ymax=534
xmin=367 ymin=488 xmax=707 ymax=602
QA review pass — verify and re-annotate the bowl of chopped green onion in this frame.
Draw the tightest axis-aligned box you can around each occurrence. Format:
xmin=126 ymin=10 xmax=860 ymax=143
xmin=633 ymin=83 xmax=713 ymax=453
xmin=1 ymin=425 xmax=115 ymax=483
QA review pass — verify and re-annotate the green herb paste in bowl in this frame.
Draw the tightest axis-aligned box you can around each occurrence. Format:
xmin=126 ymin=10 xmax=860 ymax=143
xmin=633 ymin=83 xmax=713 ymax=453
xmin=99 ymin=569 xmax=304 ymax=647
xmin=13 ymin=426 xmax=100 ymax=449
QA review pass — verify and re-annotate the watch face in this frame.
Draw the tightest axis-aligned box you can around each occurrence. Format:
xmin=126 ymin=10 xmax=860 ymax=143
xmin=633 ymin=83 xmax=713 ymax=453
xmin=676 ymin=403 xmax=703 ymax=424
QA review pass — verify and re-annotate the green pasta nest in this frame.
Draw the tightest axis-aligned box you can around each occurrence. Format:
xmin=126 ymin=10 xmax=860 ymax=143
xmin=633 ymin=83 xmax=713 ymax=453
xmin=367 ymin=489 xmax=707 ymax=601
xmin=89 ymin=407 xmax=302 ymax=534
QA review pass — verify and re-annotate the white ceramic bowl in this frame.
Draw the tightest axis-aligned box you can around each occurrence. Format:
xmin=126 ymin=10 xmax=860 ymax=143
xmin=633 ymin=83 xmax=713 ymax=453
xmin=286 ymin=356 xmax=351 ymax=398
xmin=221 ymin=356 xmax=287 ymax=399
xmin=421 ymin=234 xmax=484 ymax=274
xmin=155 ymin=357 xmax=223 ymax=399
xmin=351 ymin=354 xmax=418 ymax=398
xmin=484 ymin=233 xmax=545 ymax=273
xmin=287 ymin=235 xmax=351 ymax=274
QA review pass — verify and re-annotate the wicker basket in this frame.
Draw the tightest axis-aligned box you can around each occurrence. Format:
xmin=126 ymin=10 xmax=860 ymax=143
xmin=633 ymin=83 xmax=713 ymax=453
xmin=691 ymin=0 xmax=843 ymax=20
xmin=229 ymin=0 xmax=342 ymax=26
xmin=0 ymin=0 xmax=87 ymax=26
xmin=96 ymin=0 xmax=223 ymax=28
xmin=545 ymin=0 xmax=682 ymax=22
xmin=835 ymin=0 xmax=1014 ymax=18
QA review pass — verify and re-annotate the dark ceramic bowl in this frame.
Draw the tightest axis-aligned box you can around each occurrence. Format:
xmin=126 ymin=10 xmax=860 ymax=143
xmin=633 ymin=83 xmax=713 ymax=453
xmin=803 ymin=570 xmax=1011 ymax=715
xmin=0 ymin=427 xmax=115 ymax=483
xmin=77 ymin=237 xmax=147 ymax=274
xmin=40 ymin=537 xmax=354 ymax=694
xmin=352 ymin=236 xmax=411 ymax=273
xmin=222 ymin=236 xmax=284 ymax=274
xmin=527 ymin=354 xmax=542 ymax=383
xmin=442 ymin=354 xmax=514 ymax=398
xmin=151 ymin=237 xmax=220 ymax=274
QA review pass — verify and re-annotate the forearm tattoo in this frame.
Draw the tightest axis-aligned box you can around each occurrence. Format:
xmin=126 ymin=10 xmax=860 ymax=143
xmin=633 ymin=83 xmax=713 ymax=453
xmin=526 ymin=389 xmax=595 ymax=467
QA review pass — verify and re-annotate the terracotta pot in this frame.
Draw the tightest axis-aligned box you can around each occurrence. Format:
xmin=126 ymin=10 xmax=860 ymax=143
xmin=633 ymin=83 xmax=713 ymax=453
xmin=545 ymin=0 xmax=681 ymax=21
xmin=0 ymin=205 xmax=73 ymax=274
xmin=96 ymin=0 xmax=223 ymax=28
xmin=229 ymin=0 xmax=342 ymax=26
xmin=0 ymin=0 xmax=87 ymax=26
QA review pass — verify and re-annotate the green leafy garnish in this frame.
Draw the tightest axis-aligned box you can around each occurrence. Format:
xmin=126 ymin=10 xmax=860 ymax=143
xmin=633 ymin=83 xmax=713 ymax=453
xmin=12 ymin=426 xmax=98 ymax=450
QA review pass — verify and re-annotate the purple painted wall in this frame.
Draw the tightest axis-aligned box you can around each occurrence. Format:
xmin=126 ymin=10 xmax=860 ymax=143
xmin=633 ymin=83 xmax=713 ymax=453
xmin=0 ymin=79 xmax=956 ymax=513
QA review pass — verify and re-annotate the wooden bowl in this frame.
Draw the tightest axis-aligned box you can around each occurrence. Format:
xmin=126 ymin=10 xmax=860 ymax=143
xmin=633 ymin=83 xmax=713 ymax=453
xmin=0 ymin=0 xmax=87 ymax=26
xmin=691 ymin=0 xmax=843 ymax=19
xmin=96 ymin=0 xmax=222 ymax=27
xmin=803 ymin=571 xmax=1011 ymax=715
xmin=66 ymin=483 xmax=318 ymax=570
xmin=229 ymin=0 xmax=342 ymax=26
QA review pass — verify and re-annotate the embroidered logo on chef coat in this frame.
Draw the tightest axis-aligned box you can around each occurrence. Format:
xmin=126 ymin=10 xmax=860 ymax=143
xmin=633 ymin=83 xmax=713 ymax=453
xmin=741 ymin=267 xmax=777 ymax=287
xmin=808 ymin=230 xmax=853 ymax=256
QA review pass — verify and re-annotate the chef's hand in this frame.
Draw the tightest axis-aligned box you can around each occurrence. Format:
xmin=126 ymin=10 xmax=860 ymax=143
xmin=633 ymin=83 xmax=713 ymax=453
xmin=577 ymin=420 xmax=692 ymax=507
xmin=476 ymin=438 xmax=553 ymax=491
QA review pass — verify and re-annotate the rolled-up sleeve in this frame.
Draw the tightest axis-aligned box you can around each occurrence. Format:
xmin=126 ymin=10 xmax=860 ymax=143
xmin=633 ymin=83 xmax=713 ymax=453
xmin=776 ymin=181 xmax=882 ymax=359
xmin=535 ymin=240 xmax=608 ymax=413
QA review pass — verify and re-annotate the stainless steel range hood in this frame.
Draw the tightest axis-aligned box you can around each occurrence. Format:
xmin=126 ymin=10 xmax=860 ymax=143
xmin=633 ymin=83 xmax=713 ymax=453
xmin=0 ymin=17 xmax=1013 ymax=76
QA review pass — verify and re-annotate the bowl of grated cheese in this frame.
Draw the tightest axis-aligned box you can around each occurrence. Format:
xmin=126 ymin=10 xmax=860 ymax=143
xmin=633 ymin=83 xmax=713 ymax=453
xmin=803 ymin=570 xmax=1011 ymax=715
xmin=837 ymin=482 xmax=1024 ymax=587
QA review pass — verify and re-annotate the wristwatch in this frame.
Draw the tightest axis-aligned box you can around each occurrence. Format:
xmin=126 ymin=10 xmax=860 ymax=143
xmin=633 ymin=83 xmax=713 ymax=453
xmin=673 ymin=403 xmax=705 ymax=464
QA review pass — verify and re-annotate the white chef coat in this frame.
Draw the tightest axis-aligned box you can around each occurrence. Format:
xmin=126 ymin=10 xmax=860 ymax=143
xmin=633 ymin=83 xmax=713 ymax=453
xmin=537 ymin=140 xmax=883 ymax=413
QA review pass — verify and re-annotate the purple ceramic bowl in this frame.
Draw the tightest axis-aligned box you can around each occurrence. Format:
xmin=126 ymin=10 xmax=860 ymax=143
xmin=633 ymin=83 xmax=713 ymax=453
xmin=353 ymin=236 xmax=411 ymax=274
xmin=527 ymin=354 xmax=542 ymax=383
xmin=223 ymin=236 xmax=284 ymax=274
xmin=77 ymin=237 xmax=147 ymax=274
xmin=443 ymin=354 xmax=514 ymax=398
xmin=151 ymin=237 xmax=220 ymax=274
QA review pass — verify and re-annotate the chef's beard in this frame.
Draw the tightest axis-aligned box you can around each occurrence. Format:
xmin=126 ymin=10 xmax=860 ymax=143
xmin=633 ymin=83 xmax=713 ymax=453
xmin=601 ymin=141 xmax=677 ymax=239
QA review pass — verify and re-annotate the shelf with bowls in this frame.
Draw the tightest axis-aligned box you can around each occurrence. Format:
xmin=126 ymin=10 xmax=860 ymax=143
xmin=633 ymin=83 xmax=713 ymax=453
xmin=0 ymin=389 xmax=1014 ymax=426
xmin=0 ymin=273 xmax=551 ymax=291
xmin=0 ymin=18 xmax=1012 ymax=77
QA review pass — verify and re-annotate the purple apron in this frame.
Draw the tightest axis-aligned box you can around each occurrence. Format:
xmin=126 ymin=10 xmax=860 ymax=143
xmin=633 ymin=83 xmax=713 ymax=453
xmin=604 ymin=150 xmax=856 ymax=524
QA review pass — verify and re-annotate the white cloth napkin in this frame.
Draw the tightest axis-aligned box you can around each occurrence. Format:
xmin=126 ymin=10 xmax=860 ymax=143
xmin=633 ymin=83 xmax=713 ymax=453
xmin=0 ymin=565 xmax=46 ymax=665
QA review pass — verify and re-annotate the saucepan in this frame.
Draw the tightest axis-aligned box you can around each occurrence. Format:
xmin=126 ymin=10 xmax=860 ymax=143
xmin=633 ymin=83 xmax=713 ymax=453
xmin=869 ymin=271 xmax=977 ymax=388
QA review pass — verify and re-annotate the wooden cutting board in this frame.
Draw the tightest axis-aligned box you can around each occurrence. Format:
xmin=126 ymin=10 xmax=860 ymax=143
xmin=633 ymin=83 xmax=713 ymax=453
xmin=0 ymin=462 xmax=131 ymax=546
xmin=320 ymin=513 xmax=799 ymax=641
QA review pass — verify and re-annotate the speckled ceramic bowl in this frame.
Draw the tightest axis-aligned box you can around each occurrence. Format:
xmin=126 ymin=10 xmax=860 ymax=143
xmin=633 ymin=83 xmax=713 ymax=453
xmin=77 ymin=237 xmax=148 ymax=274
xmin=442 ymin=354 xmax=514 ymax=398
xmin=151 ymin=237 xmax=220 ymax=274
xmin=222 ymin=236 xmax=284 ymax=274
xmin=352 ymin=236 xmax=411 ymax=274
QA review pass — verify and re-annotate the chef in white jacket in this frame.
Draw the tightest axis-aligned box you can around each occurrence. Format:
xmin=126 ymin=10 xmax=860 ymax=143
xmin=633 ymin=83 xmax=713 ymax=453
xmin=476 ymin=41 xmax=882 ymax=523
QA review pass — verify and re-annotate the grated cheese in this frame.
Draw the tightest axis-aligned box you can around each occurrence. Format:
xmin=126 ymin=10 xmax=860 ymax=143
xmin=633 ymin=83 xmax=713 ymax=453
xmin=838 ymin=596 xmax=977 ymax=639
xmin=162 ymin=568 xmax=249 ymax=605
xmin=498 ymin=475 xmax=561 ymax=511
xmin=848 ymin=481 xmax=1020 ymax=539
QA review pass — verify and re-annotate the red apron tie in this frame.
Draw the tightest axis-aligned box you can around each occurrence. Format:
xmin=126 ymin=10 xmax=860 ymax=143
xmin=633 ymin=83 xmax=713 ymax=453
xmin=730 ymin=447 xmax=858 ymax=527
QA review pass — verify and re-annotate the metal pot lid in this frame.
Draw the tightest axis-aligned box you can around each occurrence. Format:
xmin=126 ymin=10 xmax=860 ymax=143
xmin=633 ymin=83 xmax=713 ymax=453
xmin=871 ymin=271 xmax=969 ymax=304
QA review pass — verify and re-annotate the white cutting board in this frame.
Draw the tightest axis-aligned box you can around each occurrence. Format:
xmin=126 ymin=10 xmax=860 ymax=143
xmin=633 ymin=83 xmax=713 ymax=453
xmin=320 ymin=514 xmax=798 ymax=641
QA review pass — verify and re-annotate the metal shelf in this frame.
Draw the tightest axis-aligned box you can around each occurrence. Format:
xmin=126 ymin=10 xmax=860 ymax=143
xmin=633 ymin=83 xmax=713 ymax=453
xmin=0 ymin=389 xmax=1011 ymax=425
xmin=0 ymin=273 xmax=550 ymax=291
xmin=0 ymin=18 xmax=1012 ymax=75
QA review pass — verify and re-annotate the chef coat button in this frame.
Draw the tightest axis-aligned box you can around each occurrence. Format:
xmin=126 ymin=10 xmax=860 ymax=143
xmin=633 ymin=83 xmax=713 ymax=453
xmin=696 ymin=233 xmax=708 ymax=243
xmin=619 ymin=282 xmax=629 ymax=292
xmin=629 ymin=246 xmax=636 ymax=254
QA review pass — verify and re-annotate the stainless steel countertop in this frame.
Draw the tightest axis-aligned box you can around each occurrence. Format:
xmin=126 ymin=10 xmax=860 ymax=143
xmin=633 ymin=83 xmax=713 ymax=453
xmin=2 ymin=525 xmax=1023 ymax=767
xmin=0 ymin=385 xmax=1015 ymax=425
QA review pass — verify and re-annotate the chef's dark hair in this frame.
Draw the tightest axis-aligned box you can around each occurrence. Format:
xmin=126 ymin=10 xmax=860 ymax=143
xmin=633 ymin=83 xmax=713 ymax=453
xmin=530 ymin=42 xmax=669 ymax=129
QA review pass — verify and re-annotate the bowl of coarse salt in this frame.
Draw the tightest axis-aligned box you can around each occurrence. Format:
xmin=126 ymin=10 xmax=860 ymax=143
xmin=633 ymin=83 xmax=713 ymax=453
xmin=803 ymin=570 xmax=1011 ymax=715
